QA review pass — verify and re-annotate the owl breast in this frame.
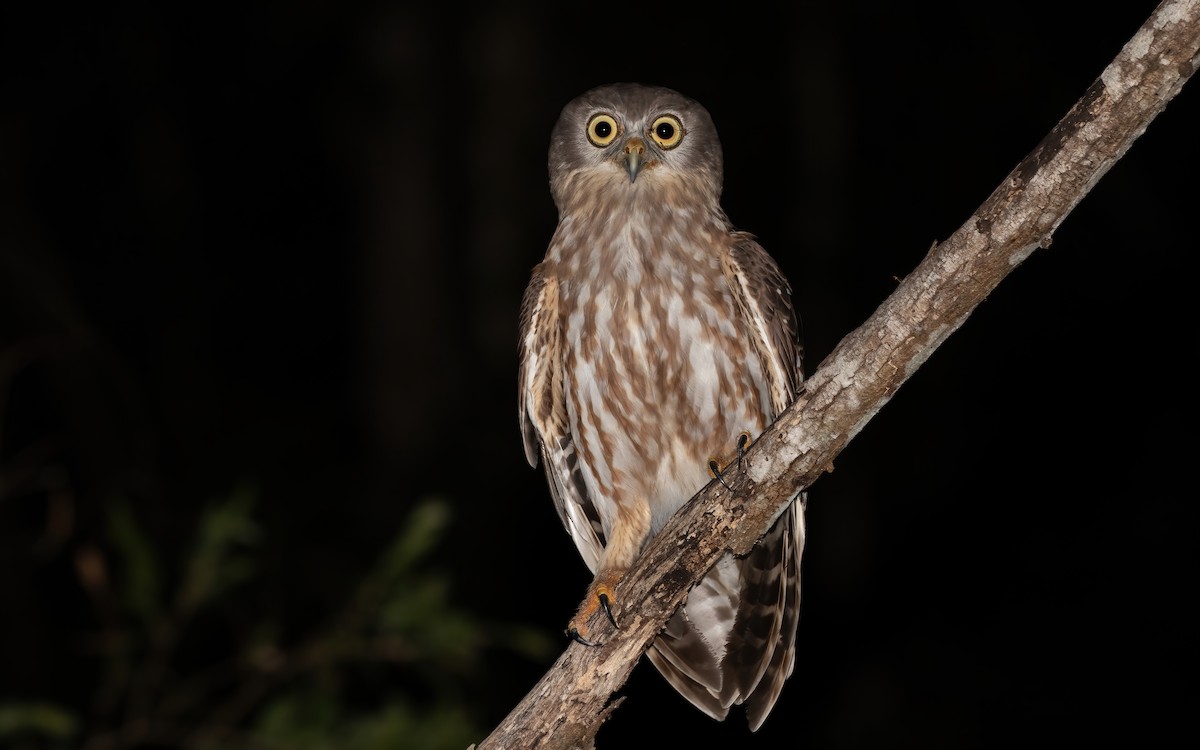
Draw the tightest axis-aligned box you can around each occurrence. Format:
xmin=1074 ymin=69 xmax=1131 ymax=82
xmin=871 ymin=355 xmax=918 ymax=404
xmin=551 ymin=207 xmax=773 ymax=542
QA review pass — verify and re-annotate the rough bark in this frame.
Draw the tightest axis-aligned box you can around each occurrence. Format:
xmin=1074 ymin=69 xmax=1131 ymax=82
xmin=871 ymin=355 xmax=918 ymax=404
xmin=474 ymin=1 xmax=1200 ymax=747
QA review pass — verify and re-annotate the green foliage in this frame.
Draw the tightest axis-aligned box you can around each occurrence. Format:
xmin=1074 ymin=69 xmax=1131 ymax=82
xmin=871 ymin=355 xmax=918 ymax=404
xmin=2 ymin=488 xmax=549 ymax=750
xmin=106 ymin=500 xmax=163 ymax=625
xmin=253 ymin=689 xmax=479 ymax=750
xmin=367 ymin=500 xmax=483 ymax=672
xmin=0 ymin=703 xmax=77 ymax=745
xmin=178 ymin=481 xmax=261 ymax=615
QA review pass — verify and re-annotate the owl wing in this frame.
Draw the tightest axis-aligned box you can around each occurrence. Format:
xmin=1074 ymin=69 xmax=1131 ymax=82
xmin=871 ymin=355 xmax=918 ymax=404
xmin=518 ymin=264 xmax=606 ymax=572
xmin=727 ymin=232 xmax=803 ymax=412
xmin=645 ymin=235 xmax=806 ymax=730
xmin=726 ymin=234 xmax=806 ymax=728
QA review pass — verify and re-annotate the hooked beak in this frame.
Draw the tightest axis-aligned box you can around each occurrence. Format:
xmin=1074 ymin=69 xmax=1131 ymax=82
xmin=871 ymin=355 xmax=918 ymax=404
xmin=623 ymin=137 xmax=645 ymax=183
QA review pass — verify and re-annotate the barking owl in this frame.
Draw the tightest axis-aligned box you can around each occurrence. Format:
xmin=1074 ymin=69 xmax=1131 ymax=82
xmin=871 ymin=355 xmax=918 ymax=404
xmin=518 ymin=82 xmax=805 ymax=730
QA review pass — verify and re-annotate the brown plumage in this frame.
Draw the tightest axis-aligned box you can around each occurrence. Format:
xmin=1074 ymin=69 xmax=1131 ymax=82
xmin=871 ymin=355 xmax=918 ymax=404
xmin=518 ymin=82 xmax=805 ymax=730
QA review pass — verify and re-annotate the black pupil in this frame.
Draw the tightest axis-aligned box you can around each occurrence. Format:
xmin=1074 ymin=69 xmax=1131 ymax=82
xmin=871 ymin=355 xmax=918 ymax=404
xmin=594 ymin=120 xmax=612 ymax=139
xmin=656 ymin=121 xmax=675 ymax=140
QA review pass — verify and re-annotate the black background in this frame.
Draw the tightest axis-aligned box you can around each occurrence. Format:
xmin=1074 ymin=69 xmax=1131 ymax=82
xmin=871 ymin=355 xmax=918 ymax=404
xmin=2 ymin=1 xmax=1196 ymax=748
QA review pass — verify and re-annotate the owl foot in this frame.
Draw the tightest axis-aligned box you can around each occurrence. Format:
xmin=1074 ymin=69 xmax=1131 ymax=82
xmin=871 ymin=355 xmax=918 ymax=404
xmin=708 ymin=431 xmax=754 ymax=490
xmin=567 ymin=570 xmax=623 ymax=646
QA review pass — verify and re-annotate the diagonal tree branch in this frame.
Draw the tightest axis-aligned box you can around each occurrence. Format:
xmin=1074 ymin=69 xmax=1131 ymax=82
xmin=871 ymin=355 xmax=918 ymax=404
xmin=475 ymin=1 xmax=1199 ymax=747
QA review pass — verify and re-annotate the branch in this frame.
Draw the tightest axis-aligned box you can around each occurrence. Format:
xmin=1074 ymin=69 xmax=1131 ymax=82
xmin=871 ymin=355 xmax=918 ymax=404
xmin=476 ymin=2 xmax=1200 ymax=747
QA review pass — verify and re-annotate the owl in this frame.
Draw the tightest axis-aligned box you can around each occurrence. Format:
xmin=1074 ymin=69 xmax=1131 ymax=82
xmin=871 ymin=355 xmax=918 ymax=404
xmin=518 ymin=82 xmax=805 ymax=730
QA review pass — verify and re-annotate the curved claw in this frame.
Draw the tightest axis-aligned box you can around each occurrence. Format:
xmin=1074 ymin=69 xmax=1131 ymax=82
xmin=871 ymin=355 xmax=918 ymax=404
xmin=736 ymin=431 xmax=752 ymax=467
xmin=598 ymin=592 xmax=619 ymax=629
xmin=567 ymin=626 xmax=600 ymax=647
xmin=708 ymin=458 xmax=733 ymax=491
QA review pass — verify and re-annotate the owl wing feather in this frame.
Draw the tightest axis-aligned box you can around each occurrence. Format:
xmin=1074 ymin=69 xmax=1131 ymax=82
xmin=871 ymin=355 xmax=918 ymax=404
xmin=742 ymin=501 xmax=804 ymax=730
xmin=727 ymin=232 xmax=803 ymax=413
xmin=724 ymin=235 xmax=806 ymax=728
xmin=518 ymin=264 xmax=606 ymax=572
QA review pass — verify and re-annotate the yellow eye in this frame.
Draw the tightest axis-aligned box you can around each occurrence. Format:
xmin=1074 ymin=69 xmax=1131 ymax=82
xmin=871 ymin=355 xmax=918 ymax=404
xmin=649 ymin=115 xmax=684 ymax=149
xmin=586 ymin=113 xmax=619 ymax=147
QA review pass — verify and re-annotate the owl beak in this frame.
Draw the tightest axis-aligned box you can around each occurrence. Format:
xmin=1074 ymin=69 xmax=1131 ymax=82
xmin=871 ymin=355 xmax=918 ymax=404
xmin=623 ymin=138 xmax=645 ymax=183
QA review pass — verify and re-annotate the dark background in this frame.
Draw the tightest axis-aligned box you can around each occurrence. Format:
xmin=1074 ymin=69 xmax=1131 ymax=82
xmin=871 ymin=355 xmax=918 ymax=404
xmin=2 ymin=1 xmax=1196 ymax=748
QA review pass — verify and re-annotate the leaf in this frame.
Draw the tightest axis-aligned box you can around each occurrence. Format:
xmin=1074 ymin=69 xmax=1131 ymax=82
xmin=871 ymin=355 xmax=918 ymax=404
xmin=347 ymin=498 xmax=452 ymax=626
xmin=106 ymin=499 xmax=162 ymax=623
xmin=252 ymin=689 xmax=480 ymax=750
xmin=178 ymin=481 xmax=261 ymax=614
xmin=387 ymin=498 xmax=451 ymax=574
xmin=0 ymin=702 xmax=78 ymax=741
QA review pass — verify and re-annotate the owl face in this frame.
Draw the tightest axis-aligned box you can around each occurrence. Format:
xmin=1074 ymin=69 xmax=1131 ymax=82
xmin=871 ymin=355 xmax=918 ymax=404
xmin=548 ymin=83 xmax=724 ymax=210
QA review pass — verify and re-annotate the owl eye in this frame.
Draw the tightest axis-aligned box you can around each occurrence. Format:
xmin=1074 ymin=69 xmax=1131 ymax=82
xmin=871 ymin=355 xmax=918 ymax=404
xmin=586 ymin=113 xmax=620 ymax=147
xmin=649 ymin=115 xmax=684 ymax=149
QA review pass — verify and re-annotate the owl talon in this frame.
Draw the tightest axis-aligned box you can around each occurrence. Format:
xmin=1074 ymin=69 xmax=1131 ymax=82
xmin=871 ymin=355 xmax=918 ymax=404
xmin=567 ymin=626 xmax=599 ymax=647
xmin=736 ymin=431 xmax=752 ymax=468
xmin=708 ymin=458 xmax=733 ymax=491
xmin=566 ymin=576 xmax=621 ymax=645
xmin=599 ymin=592 xmax=619 ymax=629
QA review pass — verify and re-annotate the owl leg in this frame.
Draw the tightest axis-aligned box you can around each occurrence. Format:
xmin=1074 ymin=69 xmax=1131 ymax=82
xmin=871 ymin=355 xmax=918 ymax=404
xmin=567 ymin=500 xmax=650 ymax=645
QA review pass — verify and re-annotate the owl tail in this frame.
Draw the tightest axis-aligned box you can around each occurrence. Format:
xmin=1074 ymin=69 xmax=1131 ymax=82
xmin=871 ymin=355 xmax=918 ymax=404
xmin=645 ymin=496 xmax=805 ymax=730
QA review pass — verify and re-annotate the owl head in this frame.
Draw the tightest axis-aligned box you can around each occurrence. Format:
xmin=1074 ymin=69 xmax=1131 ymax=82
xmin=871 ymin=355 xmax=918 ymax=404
xmin=547 ymin=83 xmax=725 ymax=211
